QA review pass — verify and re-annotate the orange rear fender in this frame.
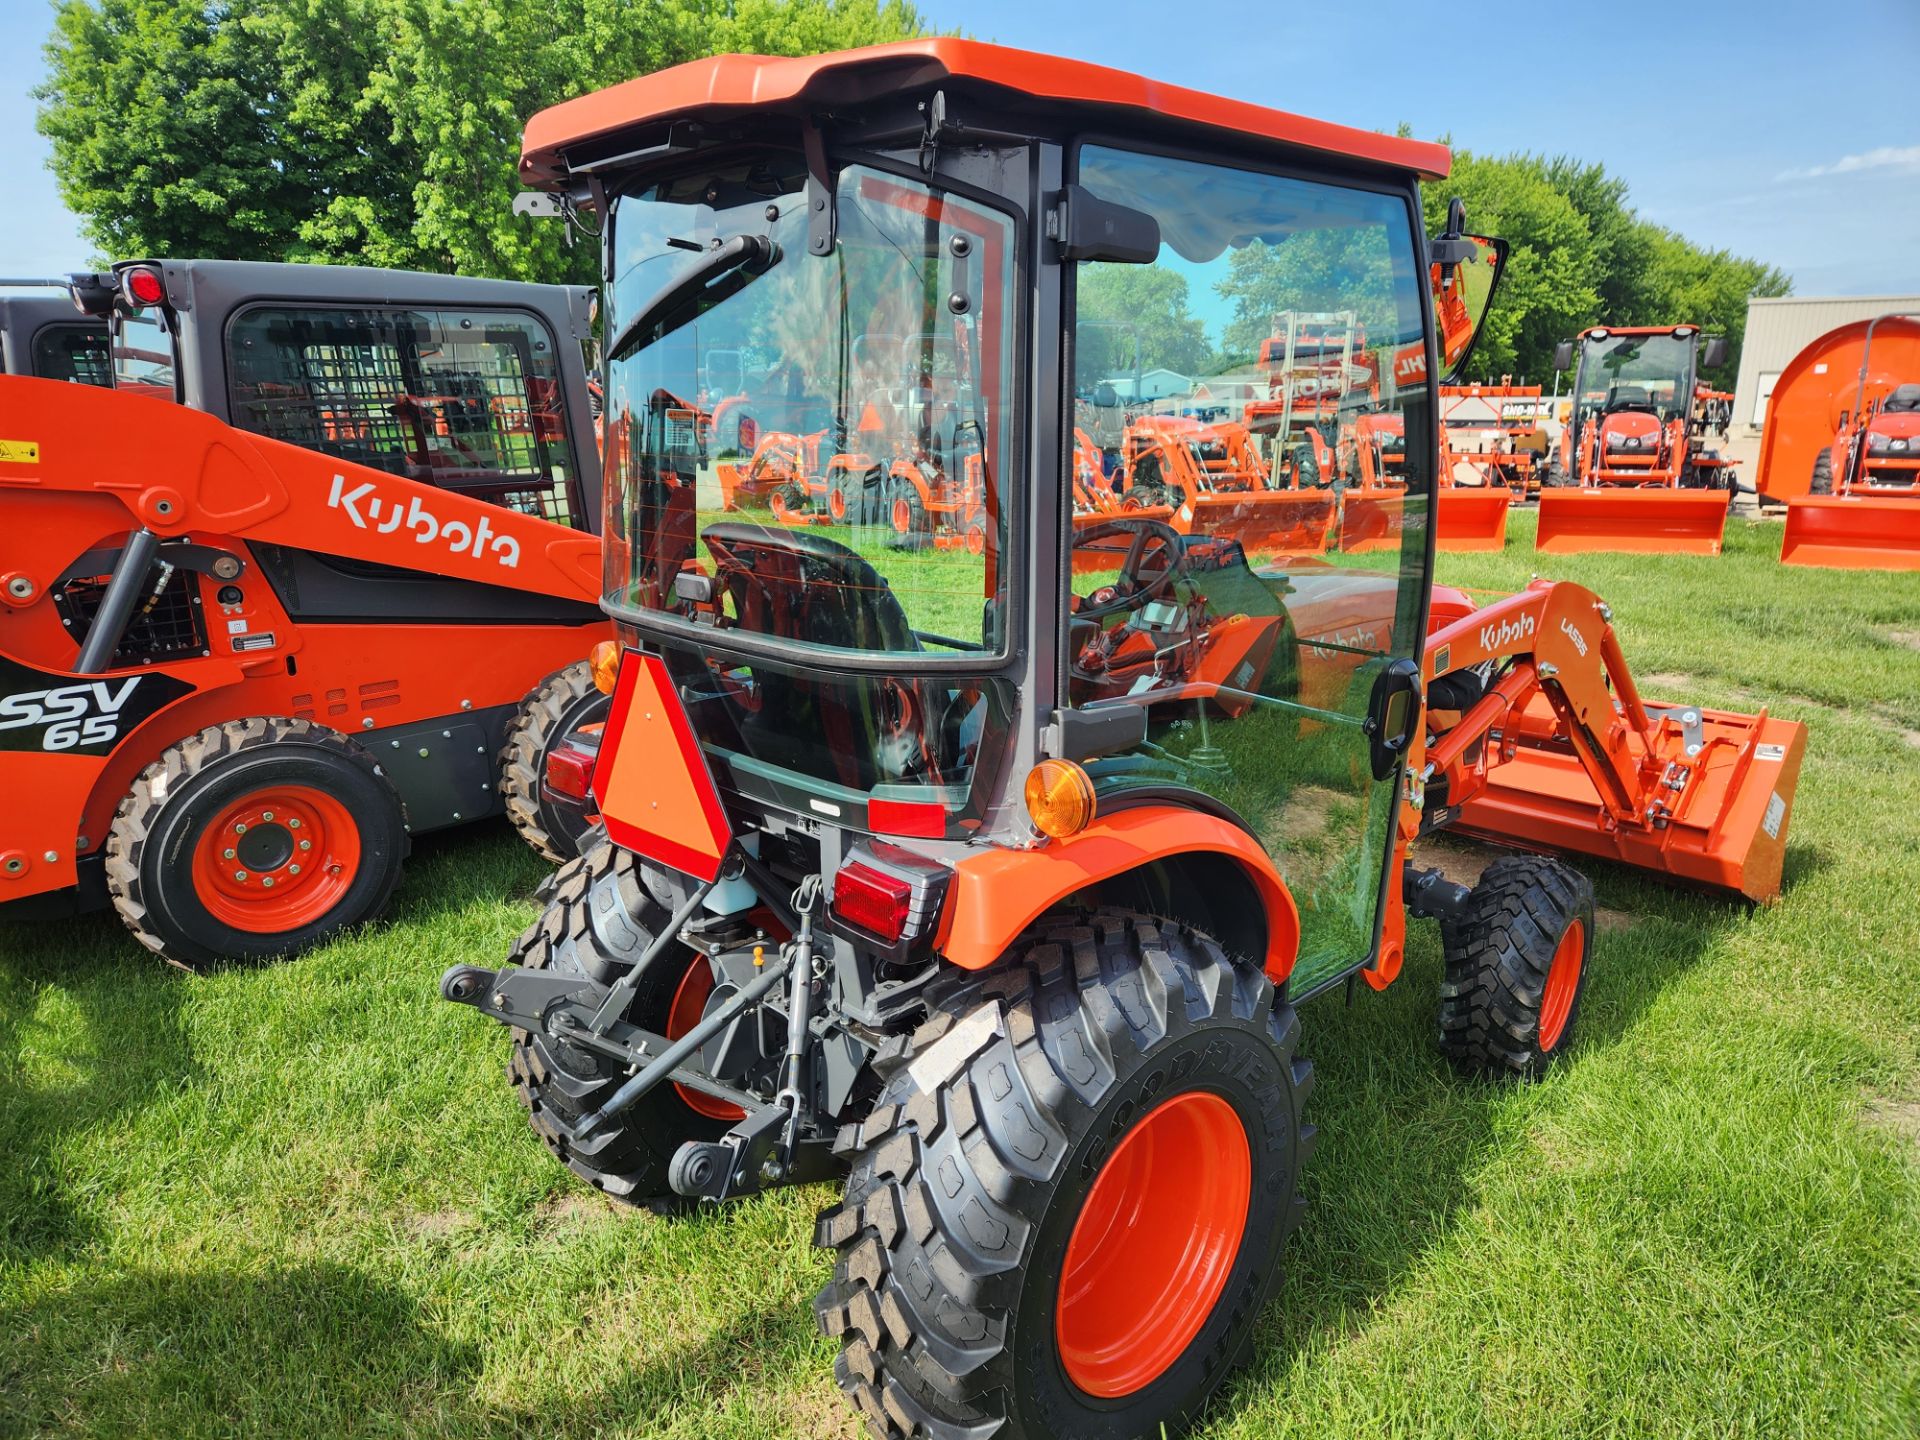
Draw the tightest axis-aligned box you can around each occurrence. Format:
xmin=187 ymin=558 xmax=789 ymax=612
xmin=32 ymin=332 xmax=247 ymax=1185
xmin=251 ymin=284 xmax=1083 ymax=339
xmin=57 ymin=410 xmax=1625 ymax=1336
xmin=936 ymin=806 xmax=1301 ymax=982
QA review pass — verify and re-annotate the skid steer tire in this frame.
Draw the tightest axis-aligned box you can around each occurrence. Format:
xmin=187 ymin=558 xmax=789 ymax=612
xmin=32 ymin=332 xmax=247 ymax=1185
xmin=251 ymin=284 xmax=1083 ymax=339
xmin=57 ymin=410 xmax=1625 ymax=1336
xmin=814 ymin=910 xmax=1311 ymax=1440
xmin=1437 ymin=855 xmax=1594 ymax=1079
xmin=106 ymin=717 xmax=408 ymax=971
xmin=499 ymin=661 xmax=608 ymax=865
xmin=504 ymin=837 xmax=739 ymax=1210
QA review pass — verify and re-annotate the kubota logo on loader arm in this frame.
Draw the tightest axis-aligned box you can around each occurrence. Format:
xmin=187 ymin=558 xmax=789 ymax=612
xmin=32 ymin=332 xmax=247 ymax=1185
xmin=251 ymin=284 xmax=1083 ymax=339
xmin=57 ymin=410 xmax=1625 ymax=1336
xmin=327 ymin=474 xmax=523 ymax=568
xmin=1477 ymin=612 xmax=1535 ymax=652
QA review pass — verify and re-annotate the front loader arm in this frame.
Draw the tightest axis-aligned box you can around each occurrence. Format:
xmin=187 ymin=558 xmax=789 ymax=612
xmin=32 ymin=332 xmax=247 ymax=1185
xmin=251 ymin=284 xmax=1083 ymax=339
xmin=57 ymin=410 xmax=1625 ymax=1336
xmin=0 ymin=376 xmax=602 ymax=605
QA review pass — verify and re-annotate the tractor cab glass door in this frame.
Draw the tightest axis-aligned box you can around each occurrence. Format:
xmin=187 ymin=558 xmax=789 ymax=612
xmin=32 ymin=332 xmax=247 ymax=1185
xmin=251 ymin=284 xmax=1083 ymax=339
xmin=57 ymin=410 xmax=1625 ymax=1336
xmin=1068 ymin=144 xmax=1431 ymax=994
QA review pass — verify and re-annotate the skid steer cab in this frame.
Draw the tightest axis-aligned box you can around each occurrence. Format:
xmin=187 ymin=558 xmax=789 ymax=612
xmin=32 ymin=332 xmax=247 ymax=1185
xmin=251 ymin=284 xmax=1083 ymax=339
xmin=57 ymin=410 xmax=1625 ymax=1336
xmin=444 ymin=40 xmax=1803 ymax=1440
xmin=0 ymin=282 xmax=111 ymax=386
xmin=0 ymin=259 xmax=615 ymax=968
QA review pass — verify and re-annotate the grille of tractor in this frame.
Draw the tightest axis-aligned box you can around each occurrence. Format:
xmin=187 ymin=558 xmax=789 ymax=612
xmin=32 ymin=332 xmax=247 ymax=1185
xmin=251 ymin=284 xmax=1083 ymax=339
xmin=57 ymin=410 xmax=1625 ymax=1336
xmin=56 ymin=568 xmax=205 ymax=666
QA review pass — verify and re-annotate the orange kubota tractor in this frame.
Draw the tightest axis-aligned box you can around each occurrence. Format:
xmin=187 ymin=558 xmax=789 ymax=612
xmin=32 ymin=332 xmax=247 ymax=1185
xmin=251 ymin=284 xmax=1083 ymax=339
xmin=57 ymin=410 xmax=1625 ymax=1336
xmin=1537 ymin=325 xmax=1738 ymax=554
xmin=1759 ymin=312 xmax=1920 ymax=570
xmin=443 ymin=43 xmax=1806 ymax=1440
xmin=0 ymin=259 xmax=612 ymax=968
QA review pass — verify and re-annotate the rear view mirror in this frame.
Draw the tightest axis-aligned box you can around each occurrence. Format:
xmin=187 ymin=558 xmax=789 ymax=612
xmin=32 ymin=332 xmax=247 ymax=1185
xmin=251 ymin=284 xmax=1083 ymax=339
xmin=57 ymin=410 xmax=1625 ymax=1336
xmin=1429 ymin=203 xmax=1508 ymax=383
xmin=1059 ymin=185 xmax=1161 ymax=265
xmin=1552 ymin=340 xmax=1574 ymax=372
xmin=1701 ymin=335 xmax=1729 ymax=369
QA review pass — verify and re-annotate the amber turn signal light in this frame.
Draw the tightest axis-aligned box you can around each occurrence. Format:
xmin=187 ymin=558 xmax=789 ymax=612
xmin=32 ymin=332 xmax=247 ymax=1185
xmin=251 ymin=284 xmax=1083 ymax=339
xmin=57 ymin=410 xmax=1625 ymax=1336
xmin=589 ymin=639 xmax=621 ymax=695
xmin=1025 ymin=759 xmax=1095 ymax=839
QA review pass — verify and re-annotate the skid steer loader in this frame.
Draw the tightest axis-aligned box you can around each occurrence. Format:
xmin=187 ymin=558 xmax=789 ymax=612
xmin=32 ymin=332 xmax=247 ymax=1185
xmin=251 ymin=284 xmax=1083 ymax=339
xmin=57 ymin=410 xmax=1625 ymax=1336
xmin=0 ymin=281 xmax=110 ymax=385
xmin=0 ymin=259 xmax=612 ymax=967
xmin=442 ymin=42 xmax=1807 ymax=1440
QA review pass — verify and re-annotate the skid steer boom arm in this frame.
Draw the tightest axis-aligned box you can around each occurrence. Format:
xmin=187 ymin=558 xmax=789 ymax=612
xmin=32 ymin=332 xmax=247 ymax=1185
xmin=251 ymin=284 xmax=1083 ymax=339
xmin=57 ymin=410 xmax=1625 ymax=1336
xmin=0 ymin=376 xmax=604 ymax=610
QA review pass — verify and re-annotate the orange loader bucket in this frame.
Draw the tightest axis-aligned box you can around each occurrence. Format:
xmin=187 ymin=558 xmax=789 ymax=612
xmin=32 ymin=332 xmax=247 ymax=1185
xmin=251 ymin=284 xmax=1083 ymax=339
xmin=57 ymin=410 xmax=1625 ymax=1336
xmin=1435 ymin=488 xmax=1510 ymax=551
xmin=1335 ymin=491 xmax=1407 ymax=553
xmin=1780 ymin=496 xmax=1920 ymax=570
xmin=1535 ymin=488 xmax=1730 ymax=556
xmin=1173 ymin=490 xmax=1336 ymax=558
xmin=1452 ymin=693 xmax=1808 ymax=904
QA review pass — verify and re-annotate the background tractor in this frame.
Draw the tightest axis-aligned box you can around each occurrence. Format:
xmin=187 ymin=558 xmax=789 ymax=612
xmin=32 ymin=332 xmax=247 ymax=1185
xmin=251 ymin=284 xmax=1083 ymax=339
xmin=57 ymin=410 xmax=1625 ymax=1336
xmin=1538 ymin=324 xmax=1738 ymax=554
xmin=1 ymin=280 xmax=110 ymax=385
xmin=443 ymin=41 xmax=1806 ymax=1440
xmin=0 ymin=259 xmax=611 ymax=967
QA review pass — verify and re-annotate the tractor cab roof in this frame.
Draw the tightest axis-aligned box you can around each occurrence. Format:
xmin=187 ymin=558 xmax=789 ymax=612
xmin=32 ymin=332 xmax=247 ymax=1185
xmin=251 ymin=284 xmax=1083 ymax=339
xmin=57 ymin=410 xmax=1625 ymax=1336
xmin=521 ymin=39 xmax=1452 ymax=187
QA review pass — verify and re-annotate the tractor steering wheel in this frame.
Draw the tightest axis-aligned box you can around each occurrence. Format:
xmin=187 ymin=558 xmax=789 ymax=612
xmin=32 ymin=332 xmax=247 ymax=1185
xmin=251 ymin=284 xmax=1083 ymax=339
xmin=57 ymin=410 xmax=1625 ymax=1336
xmin=1071 ymin=516 xmax=1183 ymax=622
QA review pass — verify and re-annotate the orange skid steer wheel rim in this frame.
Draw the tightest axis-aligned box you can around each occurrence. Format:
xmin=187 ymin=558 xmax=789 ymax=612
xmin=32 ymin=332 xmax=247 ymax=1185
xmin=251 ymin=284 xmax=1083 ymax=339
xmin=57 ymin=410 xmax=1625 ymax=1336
xmin=190 ymin=785 xmax=361 ymax=933
xmin=666 ymin=958 xmax=747 ymax=1123
xmin=1538 ymin=919 xmax=1585 ymax=1052
xmin=891 ymin=495 xmax=913 ymax=535
xmin=1056 ymin=1090 xmax=1251 ymax=1398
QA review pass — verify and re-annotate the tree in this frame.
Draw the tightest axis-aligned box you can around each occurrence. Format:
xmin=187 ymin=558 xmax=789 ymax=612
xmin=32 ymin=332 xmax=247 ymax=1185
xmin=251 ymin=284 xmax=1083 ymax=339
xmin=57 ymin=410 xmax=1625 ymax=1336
xmin=1077 ymin=264 xmax=1214 ymax=385
xmin=37 ymin=0 xmax=932 ymax=281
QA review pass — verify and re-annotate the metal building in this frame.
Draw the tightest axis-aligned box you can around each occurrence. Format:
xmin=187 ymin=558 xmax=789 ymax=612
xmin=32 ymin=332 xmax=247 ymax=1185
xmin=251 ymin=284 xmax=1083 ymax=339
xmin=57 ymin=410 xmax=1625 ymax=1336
xmin=1732 ymin=294 xmax=1920 ymax=435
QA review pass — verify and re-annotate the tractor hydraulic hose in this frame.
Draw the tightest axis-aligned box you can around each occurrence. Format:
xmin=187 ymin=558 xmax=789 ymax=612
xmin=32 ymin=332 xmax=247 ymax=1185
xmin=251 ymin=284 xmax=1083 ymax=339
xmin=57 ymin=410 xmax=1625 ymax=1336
xmin=577 ymin=949 xmax=794 ymax=1136
xmin=73 ymin=528 xmax=161 ymax=675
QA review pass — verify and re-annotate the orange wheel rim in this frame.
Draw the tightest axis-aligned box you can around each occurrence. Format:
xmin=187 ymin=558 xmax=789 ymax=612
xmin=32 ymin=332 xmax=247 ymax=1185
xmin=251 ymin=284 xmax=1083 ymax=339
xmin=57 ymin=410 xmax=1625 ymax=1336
xmin=666 ymin=958 xmax=747 ymax=1123
xmin=827 ymin=488 xmax=847 ymax=522
xmin=966 ymin=525 xmax=985 ymax=556
xmin=1056 ymin=1090 xmax=1251 ymax=1398
xmin=189 ymin=784 xmax=361 ymax=933
xmin=1538 ymin=918 xmax=1585 ymax=1051
xmin=891 ymin=497 xmax=912 ymax=534
xmin=770 ymin=491 xmax=789 ymax=519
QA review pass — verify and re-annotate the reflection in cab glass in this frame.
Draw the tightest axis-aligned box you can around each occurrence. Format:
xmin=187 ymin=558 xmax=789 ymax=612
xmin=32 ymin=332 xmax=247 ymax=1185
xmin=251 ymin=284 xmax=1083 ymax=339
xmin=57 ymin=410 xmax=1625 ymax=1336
xmin=1069 ymin=146 xmax=1431 ymax=991
xmin=600 ymin=158 xmax=1017 ymax=819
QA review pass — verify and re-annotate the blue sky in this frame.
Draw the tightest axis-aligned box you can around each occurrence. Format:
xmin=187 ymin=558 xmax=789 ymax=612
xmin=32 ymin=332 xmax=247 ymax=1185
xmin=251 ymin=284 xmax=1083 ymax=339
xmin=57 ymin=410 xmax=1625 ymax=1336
xmin=5 ymin=0 xmax=1916 ymax=294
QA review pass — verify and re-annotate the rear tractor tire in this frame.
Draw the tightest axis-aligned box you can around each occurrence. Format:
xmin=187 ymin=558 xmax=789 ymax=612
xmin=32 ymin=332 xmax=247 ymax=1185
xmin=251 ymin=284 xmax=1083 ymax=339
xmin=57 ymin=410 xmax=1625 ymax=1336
xmin=815 ymin=910 xmax=1311 ymax=1440
xmin=105 ymin=716 xmax=408 ymax=971
xmin=505 ymin=837 xmax=742 ymax=1209
xmin=1437 ymin=855 xmax=1594 ymax=1079
xmin=499 ymin=660 xmax=609 ymax=865
xmin=887 ymin=480 xmax=932 ymax=552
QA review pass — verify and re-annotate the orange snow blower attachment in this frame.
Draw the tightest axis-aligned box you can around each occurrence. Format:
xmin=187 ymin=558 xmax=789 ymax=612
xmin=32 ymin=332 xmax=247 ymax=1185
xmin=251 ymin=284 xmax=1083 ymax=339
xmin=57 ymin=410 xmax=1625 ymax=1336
xmin=1536 ymin=326 xmax=1733 ymax=555
xmin=1419 ymin=580 xmax=1806 ymax=903
xmin=1772 ymin=314 xmax=1920 ymax=570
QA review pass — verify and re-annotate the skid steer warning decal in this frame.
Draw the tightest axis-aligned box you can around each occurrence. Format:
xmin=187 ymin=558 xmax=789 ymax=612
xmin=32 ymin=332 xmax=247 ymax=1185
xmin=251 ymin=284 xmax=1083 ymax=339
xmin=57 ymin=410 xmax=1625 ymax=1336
xmin=0 ymin=657 xmax=192 ymax=755
xmin=327 ymin=474 xmax=523 ymax=569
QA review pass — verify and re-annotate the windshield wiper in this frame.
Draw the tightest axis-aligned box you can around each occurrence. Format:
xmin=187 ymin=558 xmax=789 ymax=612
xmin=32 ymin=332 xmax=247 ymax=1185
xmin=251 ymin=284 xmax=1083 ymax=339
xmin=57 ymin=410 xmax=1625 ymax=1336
xmin=605 ymin=233 xmax=778 ymax=365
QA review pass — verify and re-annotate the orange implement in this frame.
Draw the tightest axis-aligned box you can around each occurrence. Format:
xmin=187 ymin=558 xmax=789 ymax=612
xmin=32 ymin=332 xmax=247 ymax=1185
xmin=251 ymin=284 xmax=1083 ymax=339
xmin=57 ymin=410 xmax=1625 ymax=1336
xmin=1172 ymin=490 xmax=1335 ymax=557
xmin=1535 ymin=488 xmax=1729 ymax=555
xmin=1336 ymin=490 xmax=1408 ymax=553
xmin=1780 ymin=496 xmax=1920 ymax=570
xmin=1435 ymin=487 xmax=1510 ymax=551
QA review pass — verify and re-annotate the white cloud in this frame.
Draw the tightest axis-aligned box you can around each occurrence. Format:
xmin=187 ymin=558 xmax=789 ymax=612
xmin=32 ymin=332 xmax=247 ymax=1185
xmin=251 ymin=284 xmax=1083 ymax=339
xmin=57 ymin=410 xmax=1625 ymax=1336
xmin=1776 ymin=145 xmax=1920 ymax=183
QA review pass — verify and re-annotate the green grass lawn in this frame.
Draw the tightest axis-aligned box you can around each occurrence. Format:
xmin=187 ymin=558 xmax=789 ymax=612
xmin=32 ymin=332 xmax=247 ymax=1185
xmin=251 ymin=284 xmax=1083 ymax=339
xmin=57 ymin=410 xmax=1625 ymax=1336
xmin=5 ymin=508 xmax=1918 ymax=1439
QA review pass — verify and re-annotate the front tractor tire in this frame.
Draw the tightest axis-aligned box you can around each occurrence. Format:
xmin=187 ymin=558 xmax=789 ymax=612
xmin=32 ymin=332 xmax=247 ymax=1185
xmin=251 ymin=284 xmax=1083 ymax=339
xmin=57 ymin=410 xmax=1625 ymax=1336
xmin=815 ymin=911 xmax=1311 ymax=1440
xmin=499 ymin=660 xmax=610 ymax=865
xmin=105 ymin=716 xmax=409 ymax=971
xmin=505 ymin=838 xmax=742 ymax=1209
xmin=1437 ymin=855 xmax=1595 ymax=1079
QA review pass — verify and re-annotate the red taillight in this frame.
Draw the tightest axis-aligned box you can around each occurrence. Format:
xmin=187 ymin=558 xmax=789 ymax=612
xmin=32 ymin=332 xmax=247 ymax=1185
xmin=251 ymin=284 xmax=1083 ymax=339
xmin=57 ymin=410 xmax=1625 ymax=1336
xmin=868 ymin=796 xmax=945 ymax=838
xmin=832 ymin=861 xmax=914 ymax=943
xmin=544 ymin=745 xmax=595 ymax=802
xmin=123 ymin=267 xmax=165 ymax=307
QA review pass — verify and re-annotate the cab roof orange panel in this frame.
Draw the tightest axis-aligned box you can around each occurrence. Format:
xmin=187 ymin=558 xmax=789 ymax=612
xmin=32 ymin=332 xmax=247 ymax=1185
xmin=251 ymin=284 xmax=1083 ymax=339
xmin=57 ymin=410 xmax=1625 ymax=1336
xmin=521 ymin=39 xmax=1451 ymax=185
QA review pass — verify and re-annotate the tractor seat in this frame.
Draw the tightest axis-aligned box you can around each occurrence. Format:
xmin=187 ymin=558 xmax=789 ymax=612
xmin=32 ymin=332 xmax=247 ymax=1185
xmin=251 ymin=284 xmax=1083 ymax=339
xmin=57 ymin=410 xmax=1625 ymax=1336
xmin=1883 ymin=383 xmax=1920 ymax=414
xmin=1608 ymin=386 xmax=1652 ymax=410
